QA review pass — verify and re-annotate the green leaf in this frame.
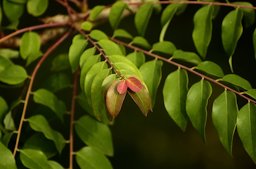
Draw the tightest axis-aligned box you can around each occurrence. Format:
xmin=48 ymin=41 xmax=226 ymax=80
xmin=50 ymin=53 xmax=70 ymax=72
xmin=20 ymin=32 xmax=42 ymax=65
xmin=79 ymin=47 xmax=96 ymax=67
xmin=253 ymin=27 xmax=256 ymax=61
xmin=0 ymin=5 xmax=2 ymax=25
xmin=3 ymin=0 xmax=24 ymax=22
xmin=27 ymin=0 xmax=48 ymax=16
xmin=195 ymin=61 xmax=224 ymax=77
xmin=244 ymin=89 xmax=256 ymax=100
xmin=33 ymin=89 xmax=66 ymax=121
xmin=0 ymin=48 xmax=19 ymax=59
xmin=81 ymin=21 xmax=93 ymax=31
xmin=127 ymin=51 xmax=145 ymax=68
xmin=68 ymin=35 xmax=88 ymax=72
xmin=48 ymin=161 xmax=64 ymax=169
xmin=163 ymin=68 xmax=188 ymax=131
xmin=109 ymin=1 xmax=127 ymax=29
xmin=98 ymin=39 xmax=123 ymax=55
xmin=160 ymin=3 xmax=187 ymax=41
xmin=89 ymin=5 xmax=105 ymax=21
xmin=90 ymin=30 xmax=108 ymax=41
xmin=232 ymin=2 xmax=255 ymax=27
xmin=20 ymin=149 xmax=52 ymax=169
xmin=212 ymin=90 xmax=238 ymax=154
xmin=130 ymin=36 xmax=151 ymax=49
xmin=3 ymin=112 xmax=16 ymax=130
xmin=135 ymin=3 xmax=154 ymax=36
xmin=76 ymin=147 xmax=113 ymax=169
xmin=27 ymin=115 xmax=66 ymax=153
xmin=80 ymin=54 xmax=100 ymax=90
xmin=192 ymin=5 xmax=215 ymax=58
xmin=140 ymin=60 xmax=163 ymax=106
xmin=151 ymin=41 xmax=176 ymax=55
xmin=113 ymin=29 xmax=133 ymax=39
xmin=186 ymin=80 xmax=212 ymax=140
xmin=75 ymin=116 xmax=113 ymax=156
xmin=91 ymin=69 xmax=111 ymax=123
xmin=222 ymin=74 xmax=252 ymax=90
xmin=23 ymin=133 xmax=57 ymax=159
xmin=172 ymin=50 xmax=201 ymax=65
xmin=0 ymin=142 xmax=17 ymax=169
xmin=0 ymin=97 xmax=8 ymax=122
xmin=237 ymin=102 xmax=256 ymax=163
xmin=44 ymin=73 xmax=71 ymax=92
xmin=222 ymin=8 xmax=243 ymax=70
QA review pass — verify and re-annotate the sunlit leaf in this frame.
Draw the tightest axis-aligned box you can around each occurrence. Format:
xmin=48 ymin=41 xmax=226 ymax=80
xmin=20 ymin=31 xmax=42 ymax=65
xmin=89 ymin=5 xmax=105 ymax=21
xmin=163 ymin=68 xmax=188 ymax=131
xmin=75 ymin=116 xmax=113 ymax=156
xmin=68 ymin=34 xmax=88 ymax=72
xmin=195 ymin=61 xmax=224 ymax=77
xmin=27 ymin=115 xmax=66 ymax=153
xmin=237 ymin=102 xmax=256 ymax=163
xmin=186 ymin=80 xmax=212 ymax=140
xmin=0 ymin=48 xmax=19 ymax=59
xmin=33 ymin=89 xmax=66 ymax=121
xmin=98 ymin=39 xmax=123 ymax=55
xmin=135 ymin=3 xmax=154 ymax=36
xmin=127 ymin=51 xmax=145 ymax=68
xmin=109 ymin=1 xmax=127 ymax=29
xmin=20 ymin=149 xmax=51 ymax=169
xmin=130 ymin=36 xmax=151 ymax=49
xmin=172 ymin=50 xmax=201 ymax=65
xmin=193 ymin=5 xmax=215 ymax=58
xmin=90 ymin=30 xmax=108 ymax=41
xmin=212 ymin=90 xmax=238 ymax=154
xmin=140 ymin=60 xmax=163 ymax=106
xmin=48 ymin=161 xmax=64 ymax=169
xmin=151 ymin=41 xmax=176 ymax=55
xmin=27 ymin=0 xmax=48 ymax=16
xmin=222 ymin=74 xmax=252 ymax=90
xmin=79 ymin=47 xmax=96 ymax=67
xmin=0 ymin=142 xmax=17 ymax=169
xmin=81 ymin=21 xmax=93 ymax=31
xmin=76 ymin=147 xmax=113 ymax=169
xmin=113 ymin=29 xmax=133 ymax=39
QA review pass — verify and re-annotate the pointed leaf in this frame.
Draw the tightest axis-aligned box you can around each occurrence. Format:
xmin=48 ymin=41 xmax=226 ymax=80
xmin=126 ymin=51 xmax=145 ymax=68
xmin=89 ymin=5 xmax=105 ymax=21
xmin=98 ymin=39 xmax=123 ymax=55
xmin=90 ymin=69 xmax=111 ymax=123
xmin=27 ymin=115 xmax=66 ymax=153
xmin=33 ymin=89 xmax=66 ymax=121
xmin=0 ymin=142 xmax=17 ymax=169
xmin=109 ymin=1 xmax=127 ymax=29
xmin=196 ymin=61 xmax=224 ymax=77
xmin=79 ymin=47 xmax=96 ymax=67
xmin=20 ymin=149 xmax=51 ymax=169
xmin=151 ymin=41 xmax=176 ymax=55
xmin=68 ymin=35 xmax=88 ymax=72
xmin=172 ymin=50 xmax=201 ymax=65
xmin=135 ymin=3 xmax=154 ymax=36
xmin=222 ymin=74 xmax=252 ymax=90
xmin=193 ymin=5 xmax=215 ymax=58
xmin=130 ymin=36 xmax=151 ymax=49
xmin=75 ymin=116 xmax=113 ymax=156
xmin=90 ymin=30 xmax=108 ymax=41
xmin=237 ymin=102 xmax=256 ymax=163
xmin=106 ymin=80 xmax=126 ymax=119
xmin=186 ymin=80 xmax=212 ymax=140
xmin=140 ymin=60 xmax=162 ymax=106
xmin=76 ymin=147 xmax=113 ymax=169
xmin=222 ymin=8 xmax=243 ymax=57
xmin=27 ymin=0 xmax=48 ymax=16
xmin=163 ymin=68 xmax=188 ymax=131
xmin=20 ymin=31 xmax=42 ymax=65
xmin=128 ymin=84 xmax=152 ymax=116
xmin=212 ymin=90 xmax=238 ymax=154
xmin=113 ymin=29 xmax=133 ymax=39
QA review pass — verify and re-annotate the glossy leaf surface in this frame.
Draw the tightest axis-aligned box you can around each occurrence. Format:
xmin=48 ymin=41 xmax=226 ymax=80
xmin=172 ymin=50 xmax=201 ymax=65
xmin=98 ymin=39 xmax=123 ymax=55
xmin=222 ymin=74 xmax=252 ymax=90
xmin=151 ymin=41 xmax=176 ymax=55
xmin=196 ymin=61 xmax=224 ymax=77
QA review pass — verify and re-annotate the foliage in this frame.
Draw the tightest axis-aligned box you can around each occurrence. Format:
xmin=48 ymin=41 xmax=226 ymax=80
xmin=0 ymin=0 xmax=256 ymax=168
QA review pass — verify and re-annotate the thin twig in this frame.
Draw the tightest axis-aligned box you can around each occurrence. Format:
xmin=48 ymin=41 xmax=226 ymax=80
xmin=111 ymin=37 xmax=256 ymax=105
xmin=69 ymin=70 xmax=79 ymax=169
xmin=12 ymin=30 xmax=72 ymax=157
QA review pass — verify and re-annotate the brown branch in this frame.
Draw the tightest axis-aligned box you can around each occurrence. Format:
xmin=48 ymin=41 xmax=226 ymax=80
xmin=12 ymin=30 xmax=72 ymax=157
xmin=111 ymin=37 xmax=256 ymax=105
